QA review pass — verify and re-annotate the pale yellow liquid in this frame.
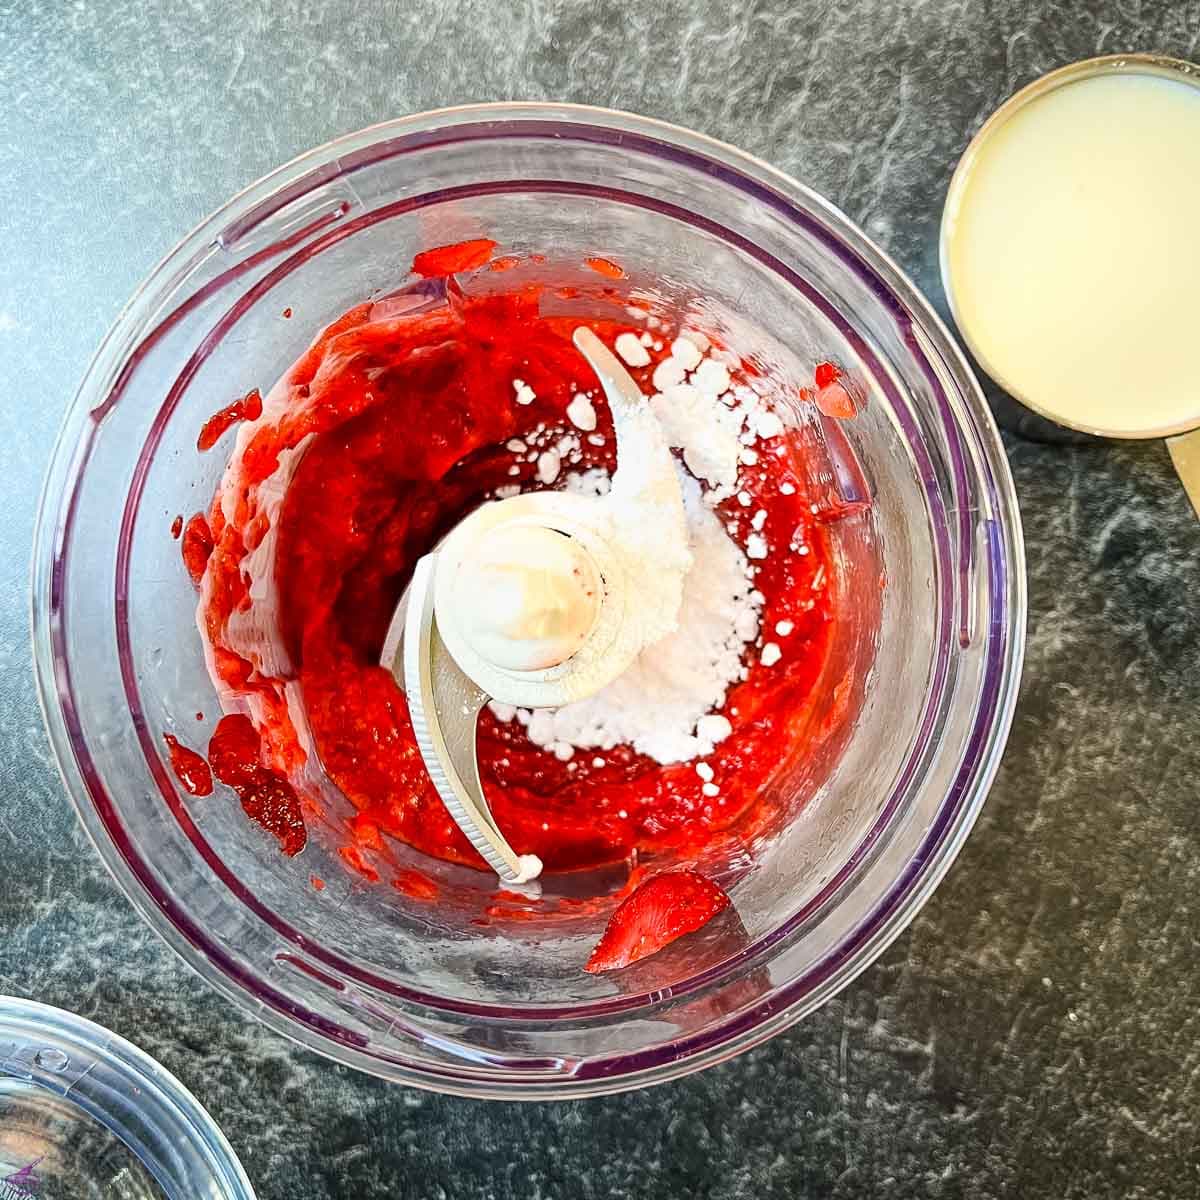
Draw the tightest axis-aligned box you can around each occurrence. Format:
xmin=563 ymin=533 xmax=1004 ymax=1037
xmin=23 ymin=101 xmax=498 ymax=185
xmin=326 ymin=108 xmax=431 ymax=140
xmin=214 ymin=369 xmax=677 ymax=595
xmin=944 ymin=70 xmax=1200 ymax=436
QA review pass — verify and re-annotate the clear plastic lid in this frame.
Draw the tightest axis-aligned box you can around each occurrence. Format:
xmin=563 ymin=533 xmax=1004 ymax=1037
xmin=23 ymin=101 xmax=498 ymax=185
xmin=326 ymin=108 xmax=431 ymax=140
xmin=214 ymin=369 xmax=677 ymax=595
xmin=0 ymin=998 xmax=254 ymax=1200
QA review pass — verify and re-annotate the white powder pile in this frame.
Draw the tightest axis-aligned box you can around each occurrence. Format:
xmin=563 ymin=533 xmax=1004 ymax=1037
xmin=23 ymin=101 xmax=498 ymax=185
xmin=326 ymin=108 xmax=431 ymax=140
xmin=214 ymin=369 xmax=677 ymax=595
xmin=614 ymin=332 xmax=651 ymax=367
xmin=491 ymin=471 xmax=761 ymax=764
xmin=566 ymin=391 xmax=597 ymax=431
xmin=473 ymin=344 xmax=693 ymax=710
xmin=643 ymin=330 xmax=788 ymax=502
xmin=490 ymin=417 xmax=592 ymax=499
xmin=484 ymin=321 xmax=794 ymax=763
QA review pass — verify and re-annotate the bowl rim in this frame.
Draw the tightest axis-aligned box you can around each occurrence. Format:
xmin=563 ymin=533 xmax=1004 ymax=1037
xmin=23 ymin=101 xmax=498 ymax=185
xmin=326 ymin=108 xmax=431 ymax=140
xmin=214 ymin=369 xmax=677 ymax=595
xmin=0 ymin=995 xmax=256 ymax=1200
xmin=33 ymin=101 xmax=1026 ymax=1098
xmin=939 ymin=52 xmax=1200 ymax=440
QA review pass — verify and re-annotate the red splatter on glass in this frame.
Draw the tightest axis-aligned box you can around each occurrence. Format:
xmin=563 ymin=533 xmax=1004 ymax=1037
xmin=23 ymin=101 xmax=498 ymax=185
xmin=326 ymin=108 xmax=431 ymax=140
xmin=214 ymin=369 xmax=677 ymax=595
xmin=392 ymin=869 xmax=438 ymax=901
xmin=338 ymin=844 xmax=379 ymax=882
xmin=163 ymin=733 xmax=213 ymax=796
xmin=584 ymin=256 xmax=625 ymax=279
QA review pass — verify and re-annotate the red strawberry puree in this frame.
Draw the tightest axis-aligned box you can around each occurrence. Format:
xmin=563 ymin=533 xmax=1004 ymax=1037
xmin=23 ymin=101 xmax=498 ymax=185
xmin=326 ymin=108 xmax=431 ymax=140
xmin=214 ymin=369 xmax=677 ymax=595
xmin=177 ymin=243 xmax=865 ymax=966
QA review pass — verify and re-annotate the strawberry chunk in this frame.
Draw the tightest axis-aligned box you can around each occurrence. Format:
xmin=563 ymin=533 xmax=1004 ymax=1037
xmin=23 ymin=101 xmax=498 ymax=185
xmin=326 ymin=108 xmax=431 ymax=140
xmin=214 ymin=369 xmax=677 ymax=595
xmin=815 ymin=380 xmax=856 ymax=419
xmin=411 ymin=238 xmax=498 ymax=277
xmin=585 ymin=869 xmax=732 ymax=973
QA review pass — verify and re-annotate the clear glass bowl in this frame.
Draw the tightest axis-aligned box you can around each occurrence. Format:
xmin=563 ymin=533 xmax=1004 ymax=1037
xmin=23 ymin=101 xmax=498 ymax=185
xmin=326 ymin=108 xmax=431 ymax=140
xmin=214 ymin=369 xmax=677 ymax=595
xmin=32 ymin=104 xmax=1025 ymax=1098
xmin=0 ymin=997 xmax=254 ymax=1200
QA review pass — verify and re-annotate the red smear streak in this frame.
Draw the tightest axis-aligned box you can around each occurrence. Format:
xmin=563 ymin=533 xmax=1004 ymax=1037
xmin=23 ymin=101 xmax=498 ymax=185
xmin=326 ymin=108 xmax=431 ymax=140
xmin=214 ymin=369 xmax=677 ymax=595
xmin=338 ymin=844 xmax=379 ymax=882
xmin=170 ymin=514 xmax=183 ymax=540
xmin=392 ymin=869 xmax=438 ymax=901
xmin=208 ymin=714 xmax=307 ymax=856
xmin=163 ymin=733 xmax=213 ymax=796
xmin=411 ymin=238 xmax=497 ymax=277
xmin=181 ymin=513 xmax=214 ymax=588
xmin=485 ymin=901 xmax=543 ymax=921
xmin=584 ymin=256 xmax=625 ymax=279
xmin=488 ymin=255 xmax=521 ymax=272
xmin=197 ymin=388 xmax=263 ymax=452
xmin=350 ymin=814 xmax=384 ymax=851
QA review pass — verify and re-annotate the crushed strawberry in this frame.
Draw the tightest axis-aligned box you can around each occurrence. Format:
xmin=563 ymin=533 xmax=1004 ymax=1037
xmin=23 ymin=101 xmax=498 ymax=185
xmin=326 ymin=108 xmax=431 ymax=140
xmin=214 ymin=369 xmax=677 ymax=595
xmin=197 ymin=388 xmax=262 ymax=452
xmin=180 ymin=513 xmax=214 ymax=588
xmin=208 ymin=714 xmax=307 ymax=856
xmin=814 ymin=360 xmax=841 ymax=389
xmin=585 ymin=868 xmax=732 ymax=973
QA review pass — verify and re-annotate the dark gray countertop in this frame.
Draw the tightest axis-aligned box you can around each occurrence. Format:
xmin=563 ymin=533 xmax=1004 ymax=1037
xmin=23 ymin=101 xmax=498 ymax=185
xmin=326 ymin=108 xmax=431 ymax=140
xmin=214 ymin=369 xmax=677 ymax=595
xmin=2 ymin=2 xmax=1199 ymax=1196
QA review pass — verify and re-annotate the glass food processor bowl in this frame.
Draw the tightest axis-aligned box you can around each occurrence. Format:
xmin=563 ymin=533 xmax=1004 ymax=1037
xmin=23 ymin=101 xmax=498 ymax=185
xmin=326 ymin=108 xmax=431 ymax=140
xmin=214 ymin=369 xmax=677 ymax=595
xmin=32 ymin=104 xmax=1025 ymax=1098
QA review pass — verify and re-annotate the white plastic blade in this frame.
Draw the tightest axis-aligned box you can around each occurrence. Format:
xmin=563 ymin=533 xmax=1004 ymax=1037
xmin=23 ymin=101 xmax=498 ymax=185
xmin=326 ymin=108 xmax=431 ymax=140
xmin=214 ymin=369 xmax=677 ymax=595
xmin=401 ymin=553 xmax=543 ymax=886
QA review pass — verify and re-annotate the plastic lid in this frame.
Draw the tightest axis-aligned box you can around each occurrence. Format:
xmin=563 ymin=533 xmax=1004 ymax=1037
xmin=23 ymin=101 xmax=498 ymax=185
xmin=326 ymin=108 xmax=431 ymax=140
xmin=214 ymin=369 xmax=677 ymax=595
xmin=0 ymin=998 xmax=254 ymax=1200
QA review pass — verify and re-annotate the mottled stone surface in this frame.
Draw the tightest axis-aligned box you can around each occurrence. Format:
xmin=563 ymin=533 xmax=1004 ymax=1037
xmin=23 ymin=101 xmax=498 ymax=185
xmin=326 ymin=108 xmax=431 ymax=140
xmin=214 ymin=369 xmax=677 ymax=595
xmin=2 ymin=1 xmax=1200 ymax=1196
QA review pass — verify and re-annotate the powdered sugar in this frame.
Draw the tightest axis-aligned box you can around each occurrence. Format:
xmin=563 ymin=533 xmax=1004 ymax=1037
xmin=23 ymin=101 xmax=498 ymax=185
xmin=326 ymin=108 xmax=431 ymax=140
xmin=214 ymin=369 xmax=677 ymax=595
xmin=562 ymin=466 xmax=611 ymax=498
xmin=497 ymin=470 xmax=761 ymax=764
xmin=669 ymin=336 xmax=703 ymax=371
xmin=695 ymin=713 xmax=733 ymax=746
xmin=651 ymin=357 xmax=687 ymax=391
xmin=636 ymin=326 xmax=790 ymax=502
xmin=652 ymin=383 xmax=743 ymax=495
xmin=481 ymin=319 xmax=795 ymax=763
xmin=751 ymin=409 xmax=784 ymax=440
xmin=566 ymin=392 xmax=597 ymax=431
xmin=691 ymin=358 xmax=731 ymax=398
xmin=614 ymin=332 xmax=651 ymax=367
